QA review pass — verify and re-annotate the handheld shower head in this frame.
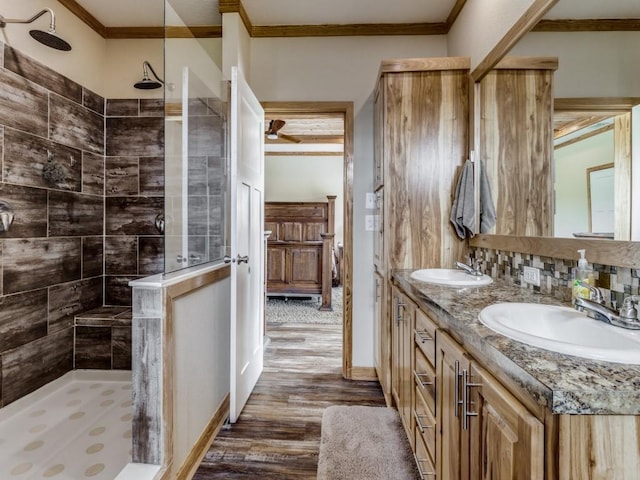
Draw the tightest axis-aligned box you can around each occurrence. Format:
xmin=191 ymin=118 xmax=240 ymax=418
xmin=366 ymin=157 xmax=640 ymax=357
xmin=134 ymin=61 xmax=164 ymax=90
xmin=0 ymin=9 xmax=71 ymax=51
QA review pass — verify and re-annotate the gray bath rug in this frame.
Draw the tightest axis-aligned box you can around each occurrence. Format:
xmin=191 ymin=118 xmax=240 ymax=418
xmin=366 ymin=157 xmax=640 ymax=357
xmin=317 ymin=405 xmax=420 ymax=480
xmin=266 ymin=287 xmax=342 ymax=324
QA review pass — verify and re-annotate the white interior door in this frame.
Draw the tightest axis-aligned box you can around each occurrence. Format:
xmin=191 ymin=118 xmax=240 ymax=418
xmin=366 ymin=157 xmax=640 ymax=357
xmin=229 ymin=66 xmax=265 ymax=423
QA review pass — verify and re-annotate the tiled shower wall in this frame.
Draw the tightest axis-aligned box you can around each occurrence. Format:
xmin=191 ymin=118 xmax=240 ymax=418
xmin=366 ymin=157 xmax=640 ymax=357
xmin=104 ymin=98 xmax=164 ymax=305
xmin=0 ymin=42 xmax=164 ymax=406
xmin=469 ymin=246 xmax=640 ymax=309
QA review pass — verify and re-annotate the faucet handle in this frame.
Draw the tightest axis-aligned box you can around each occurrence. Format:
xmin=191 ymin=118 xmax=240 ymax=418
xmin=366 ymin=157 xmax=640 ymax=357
xmin=577 ymin=280 xmax=605 ymax=305
xmin=620 ymin=296 xmax=640 ymax=321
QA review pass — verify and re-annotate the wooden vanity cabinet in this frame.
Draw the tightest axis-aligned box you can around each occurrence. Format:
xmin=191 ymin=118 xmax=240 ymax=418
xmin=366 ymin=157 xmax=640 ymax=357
xmin=373 ymin=57 xmax=470 ymax=410
xmin=392 ymin=287 xmax=415 ymax=445
xmin=434 ymin=320 xmax=544 ymax=480
xmin=413 ymin=309 xmax=438 ymax=477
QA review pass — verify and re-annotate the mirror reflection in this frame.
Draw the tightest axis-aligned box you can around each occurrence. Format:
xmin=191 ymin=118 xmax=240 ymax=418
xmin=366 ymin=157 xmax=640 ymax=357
xmin=488 ymin=1 xmax=640 ymax=241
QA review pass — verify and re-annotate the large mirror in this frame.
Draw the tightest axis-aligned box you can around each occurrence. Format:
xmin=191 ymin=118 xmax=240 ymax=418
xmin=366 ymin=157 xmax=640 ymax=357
xmin=484 ymin=0 xmax=640 ymax=241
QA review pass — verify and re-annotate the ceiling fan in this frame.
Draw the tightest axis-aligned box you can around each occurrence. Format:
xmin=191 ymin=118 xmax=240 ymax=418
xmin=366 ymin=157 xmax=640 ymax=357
xmin=265 ymin=119 xmax=302 ymax=143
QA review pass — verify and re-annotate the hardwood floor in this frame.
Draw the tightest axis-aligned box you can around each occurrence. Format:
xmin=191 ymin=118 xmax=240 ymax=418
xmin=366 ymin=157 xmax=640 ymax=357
xmin=192 ymin=323 xmax=386 ymax=479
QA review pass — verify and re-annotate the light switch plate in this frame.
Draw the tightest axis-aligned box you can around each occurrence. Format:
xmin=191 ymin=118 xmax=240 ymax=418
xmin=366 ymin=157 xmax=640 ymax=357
xmin=523 ymin=266 xmax=541 ymax=286
xmin=365 ymin=215 xmax=377 ymax=231
xmin=365 ymin=193 xmax=376 ymax=209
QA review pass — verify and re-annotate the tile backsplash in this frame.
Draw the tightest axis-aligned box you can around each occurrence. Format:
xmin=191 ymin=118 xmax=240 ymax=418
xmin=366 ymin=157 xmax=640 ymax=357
xmin=470 ymin=246 xmax=640 ymax=309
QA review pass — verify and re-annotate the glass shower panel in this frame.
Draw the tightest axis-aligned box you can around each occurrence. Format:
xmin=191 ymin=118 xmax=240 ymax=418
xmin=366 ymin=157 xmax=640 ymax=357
xmin=183 ymin=67 xmax=228 ymax=269
xmin=163 ymin=67 xmax=228 ymax=273
xmin=163 ymin=0 xmax=228 ymax=274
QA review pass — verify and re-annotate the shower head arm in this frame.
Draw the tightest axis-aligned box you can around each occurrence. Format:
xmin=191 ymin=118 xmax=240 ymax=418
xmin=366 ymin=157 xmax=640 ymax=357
xmin=143 ymin=61 xmax=165 ymax=85
xmin=0 ymin=9 xmax=55 ymax=31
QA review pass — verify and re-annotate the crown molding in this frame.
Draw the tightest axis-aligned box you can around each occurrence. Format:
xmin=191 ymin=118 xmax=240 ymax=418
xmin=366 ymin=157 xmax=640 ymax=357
xmin=533 ymin=18 xmax=640 ymax=32
xmin=58 ymin=0 xmax=640 ymax=40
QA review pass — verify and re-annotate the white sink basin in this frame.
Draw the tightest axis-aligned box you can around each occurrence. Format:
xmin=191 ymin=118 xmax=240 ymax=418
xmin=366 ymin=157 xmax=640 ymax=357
xmin=478 ymin=303 xmax=640 ymax=364
xmin=410 ymin=268 xmax=493 ymax=287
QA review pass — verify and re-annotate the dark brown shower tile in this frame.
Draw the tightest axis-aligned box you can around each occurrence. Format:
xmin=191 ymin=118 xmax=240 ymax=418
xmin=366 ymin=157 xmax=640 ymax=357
xmin=75 ymin=306 xmax=131 ymax=326
xmin=48 ymin=277 xmax=103 ymax=333
xmin=188 ymin=116 xmax=223 ymax=156
xmin=48 ymin=191 xmax=104 ymax=236
xmin=188 ymin=156 xmax=207 ymax=195
xmin=207 ymin=155 xmax=226 ymax=195
xmin=140 ymin=98 xmax=164 ymax=117
xmin=0 ymin=68 xmax=48 ymax=138
xmin=2 ymin=327 xmax=73 ymax=406
xmin=4 ymin=45 xmax=82 ymax=103
xmin=207 ymin=97 xmax=225 ymax=117
xmin=0 ymin=183 xmax=47 ymax=238
xmin=82 ymin=151 xmax=105 ymax=195
xmin=106 ymin=157 xmax=139 ymax=196
xmin=105 ymin=276 xmax=137 ymax=306
xmin=188 ymin=196 xmax=208 ymax=236
xmin=139 ymin=156 xmax=164 ymax=196
xmin=50 ymin=93 xmax=104 ymax=154
xmin=83 ymin=236 xmax=104 ymax=278
xmin=106 ymin=117 xmax=164 ymax=157
xmin=106 ymin=99 xmax=139 ymax=117
xmin=105 ymin=197 xmax=164 ymax=235
xmin=105 ymin=236 xmax=138 ymax=275
xmin=4 ymin=127 xmax=82 ymax=191
xmin=0 ymin=289 xmax=48 ymax=353
xmin=83 ymin=88 xmax=105 ymax=115
xmin=187 ymin=98 xmax=210 ymax=116
xmin=112 ymin=326 xmax=132 ymax=370
xmin=75 ymin=326 xmax=112 ymax=369
xmin=139 ymin=237 xmax=164 ymax=275
xmin=3 ymin=238 xmax=82 ymax=294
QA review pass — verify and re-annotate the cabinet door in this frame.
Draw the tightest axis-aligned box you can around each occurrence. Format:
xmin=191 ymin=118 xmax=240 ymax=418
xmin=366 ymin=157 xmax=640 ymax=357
xmin=374 ymin=273 xmax=391 ymax=403
xmin=391 ymin=287 xmax=415 ymax=444
xmin=468 ymin=364 xmax=544 ymax=480
xmin=374 ymin=83 xmax=384 ymax=189
xmin=436 ymin=332 xmax=470 ymax=480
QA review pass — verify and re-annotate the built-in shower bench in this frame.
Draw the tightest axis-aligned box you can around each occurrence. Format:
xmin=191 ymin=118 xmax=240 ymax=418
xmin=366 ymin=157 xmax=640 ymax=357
xmin=74 ymin=306 xmax=133 ymax=370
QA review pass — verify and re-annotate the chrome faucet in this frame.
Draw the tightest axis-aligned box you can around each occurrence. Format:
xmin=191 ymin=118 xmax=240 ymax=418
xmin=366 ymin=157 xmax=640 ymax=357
xmin=455 ymin=260 xmax=483 ymax=277
xmin=573 ymin=286 xmax=640 ymax=330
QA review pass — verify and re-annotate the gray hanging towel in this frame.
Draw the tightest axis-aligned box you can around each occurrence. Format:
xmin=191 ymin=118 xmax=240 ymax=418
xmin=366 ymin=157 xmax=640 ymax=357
xmin=478 ymin=159 xmax=496 ymax=233
xmin=450 ymin=159 xmax=475 ymax=239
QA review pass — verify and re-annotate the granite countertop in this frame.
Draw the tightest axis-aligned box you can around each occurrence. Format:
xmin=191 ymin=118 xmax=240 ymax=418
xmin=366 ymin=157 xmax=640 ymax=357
xmin=393 ymin=270 xmax=640 ymax=415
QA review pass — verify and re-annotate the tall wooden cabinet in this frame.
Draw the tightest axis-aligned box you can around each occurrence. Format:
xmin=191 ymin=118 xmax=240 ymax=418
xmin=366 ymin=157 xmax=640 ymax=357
xmin=373 ymin=57 xmax=470 ymax=405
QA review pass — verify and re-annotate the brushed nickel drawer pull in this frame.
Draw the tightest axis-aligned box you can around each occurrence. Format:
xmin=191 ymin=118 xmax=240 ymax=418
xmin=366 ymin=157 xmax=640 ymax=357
xmin=413 ymin=370 xmax=433 ymax=387
xmin=413 ymin=454 xmax=437 ymax=478
xmin=414 ymin=328 xmax=433 ymax=343
xmin=414 ymin=411 xmax=434 ymax=434
xmin=462 ymin=368 xmax=481 ymax=431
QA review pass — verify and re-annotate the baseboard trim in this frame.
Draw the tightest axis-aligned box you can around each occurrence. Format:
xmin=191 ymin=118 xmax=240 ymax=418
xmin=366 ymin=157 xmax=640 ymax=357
xmin=175 ymin=394 xmax=230 ymax=480
xmin=350 ymin=367 xmax=378 ymax=381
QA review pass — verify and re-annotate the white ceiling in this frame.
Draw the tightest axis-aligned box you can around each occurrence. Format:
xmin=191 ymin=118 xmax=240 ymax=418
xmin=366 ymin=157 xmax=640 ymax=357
xmin=70 ymin=0 xmax=640 ymax=28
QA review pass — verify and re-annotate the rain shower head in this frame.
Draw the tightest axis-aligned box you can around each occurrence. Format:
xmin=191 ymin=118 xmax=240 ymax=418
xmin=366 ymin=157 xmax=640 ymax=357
xmin=134 ymin=61 xmax=164 ymax=90
xmin=0 ymin=9 xmax=72 ymax=51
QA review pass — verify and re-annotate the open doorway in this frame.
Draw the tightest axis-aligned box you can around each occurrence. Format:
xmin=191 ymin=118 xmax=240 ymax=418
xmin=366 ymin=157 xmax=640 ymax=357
xmin=262 ymin=102 xmax=354 ymax=378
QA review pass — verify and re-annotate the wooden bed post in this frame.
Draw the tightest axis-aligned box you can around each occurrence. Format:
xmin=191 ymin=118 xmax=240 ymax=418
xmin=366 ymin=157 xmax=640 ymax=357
xmin=327 ymin=195 xmax=337 ymax=235
xmin=319 ymin=232 xmax=335 ymax=311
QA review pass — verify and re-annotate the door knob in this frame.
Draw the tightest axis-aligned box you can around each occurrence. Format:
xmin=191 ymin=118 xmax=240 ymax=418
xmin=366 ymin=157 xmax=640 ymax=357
xmin=223 ymin=255 xmax=235 ymax=264
xmin=237 ymin=255 xmax=249 ymax=264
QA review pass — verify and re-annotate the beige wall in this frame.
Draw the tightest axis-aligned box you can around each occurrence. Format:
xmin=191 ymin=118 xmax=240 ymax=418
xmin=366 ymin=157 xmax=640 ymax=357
xmin=265 ymin=155 xmax=344 ymax=244
xmin=510 ymin=31 xmax=640 ymax=97
xmin=249 ymin=34 xmax=447 ymax=367
xmin=447 ymin=0 xmax=538 ymax=72
xmin=0 ymin=0 xmax=106 ymax=94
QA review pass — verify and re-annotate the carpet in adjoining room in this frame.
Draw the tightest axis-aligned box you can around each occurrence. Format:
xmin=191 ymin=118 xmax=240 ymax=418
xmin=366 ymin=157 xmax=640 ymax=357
xmin=266 ymin=287 xmax=342 ymax=324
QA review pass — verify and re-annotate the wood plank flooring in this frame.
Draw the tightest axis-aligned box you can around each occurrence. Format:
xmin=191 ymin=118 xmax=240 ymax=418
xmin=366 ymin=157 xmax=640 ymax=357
xmin=192 ymin=323 xmax=386 ymax=479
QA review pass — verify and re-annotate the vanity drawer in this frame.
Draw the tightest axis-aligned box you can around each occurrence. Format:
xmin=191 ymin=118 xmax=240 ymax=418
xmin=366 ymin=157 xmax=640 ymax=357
xmin=414 ymin=309 xmax=437 ymax=366
xmin=414 ymin=384 xmax=436 ymax=462
xmin=414 ymin=426 xmax=437 ymax=479
xmin=414 ymin=346 xmax=436 ymax=414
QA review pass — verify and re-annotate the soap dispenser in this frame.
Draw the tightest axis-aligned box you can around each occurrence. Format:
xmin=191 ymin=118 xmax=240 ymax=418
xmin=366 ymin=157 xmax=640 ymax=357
xmin=572 ymin=249 xmax=594 ymax=301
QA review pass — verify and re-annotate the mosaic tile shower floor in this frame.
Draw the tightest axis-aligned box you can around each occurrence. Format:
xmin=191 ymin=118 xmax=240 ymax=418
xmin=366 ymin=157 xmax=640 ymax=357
xmin=0 ymin=370 xmax=132 ymax=479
